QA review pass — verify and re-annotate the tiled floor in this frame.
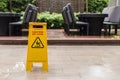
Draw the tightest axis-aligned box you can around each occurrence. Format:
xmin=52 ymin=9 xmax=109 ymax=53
xmin=0 ymin=45 xmax=120 ymax=80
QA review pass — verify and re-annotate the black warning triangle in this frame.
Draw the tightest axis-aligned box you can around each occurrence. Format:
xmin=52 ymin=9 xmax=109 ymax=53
xmin=31 ymin=37 xmax=44 ymax=48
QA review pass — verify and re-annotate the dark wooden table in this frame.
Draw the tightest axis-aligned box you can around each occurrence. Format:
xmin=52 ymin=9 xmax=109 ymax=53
xmin=77 ymin=13 xmax=108 ymax=36
xmin=0 ymin=12 xmax=21 ymax=36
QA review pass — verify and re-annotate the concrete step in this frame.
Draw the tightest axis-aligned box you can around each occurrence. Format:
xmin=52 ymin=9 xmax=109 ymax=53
xmin=0 ymin=36 xmax=120 ymax=45
xmin=0 ymin=29 xmax=120 ymax=45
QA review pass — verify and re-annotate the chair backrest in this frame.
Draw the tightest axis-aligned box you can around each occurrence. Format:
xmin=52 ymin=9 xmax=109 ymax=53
xmin=30 ymin=7 xmax=37 ymax=22
xmin=109 ymin=6 xmax=120 ymax=23
xmin=102 ymin=6 xmax=120 ymax=23
xmin=62 ymin=7 xmax=69 ymax=25
xmin=102 ymin=6 xmax=115 ymax=22
xmin=102 ymin=7 xmax=110 ymax=22
xmin=62 ymin=6 xmax=73 ymax=25
xmin=66 ymin=3 xmax=76 ymax=23
xmin=23 ymin=4 xmax=37 ymax=24
xmin=62 ymin=7 xmax=71 ymax=35
xmin=66 ymin=7 xmax=73 ymax=25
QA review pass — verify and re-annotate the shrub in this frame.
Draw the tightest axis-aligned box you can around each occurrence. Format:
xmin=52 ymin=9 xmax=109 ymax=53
xmin=0 ymin=0 xmax=36 ymax=12
xmin=85 ymin=0 xmax=109 ymax=13
xmin=0 ymin=1 xmax=9 ymax=12
xmin=37 ymin=12 xmax=64 ymax=29
xmin=37 ymin=12 xmax=80 ymax=29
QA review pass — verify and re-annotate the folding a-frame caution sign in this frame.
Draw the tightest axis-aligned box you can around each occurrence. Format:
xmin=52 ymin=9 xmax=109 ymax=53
xmin=26 ymin=22 xmax=48 ymax=72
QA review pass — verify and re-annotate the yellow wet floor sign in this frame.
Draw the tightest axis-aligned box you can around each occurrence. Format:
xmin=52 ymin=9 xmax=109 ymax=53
xmin=26 ymin=22 xmax=48 ymax=72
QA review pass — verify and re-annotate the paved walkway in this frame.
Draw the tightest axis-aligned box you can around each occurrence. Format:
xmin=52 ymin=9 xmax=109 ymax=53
xmin=0 ymin=45 xmax=120 ymax=80
xmin=0 ymin=29 xmax=120 ymax=45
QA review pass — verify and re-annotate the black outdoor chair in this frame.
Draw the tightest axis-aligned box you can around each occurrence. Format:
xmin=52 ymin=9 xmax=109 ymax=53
xmin=64 ymin=3 xmax=89 ymax=35
xmin=102 ymin=6 xmax=120 ymax=35
xmin=9 ymin=4 xmax=37 ymax=36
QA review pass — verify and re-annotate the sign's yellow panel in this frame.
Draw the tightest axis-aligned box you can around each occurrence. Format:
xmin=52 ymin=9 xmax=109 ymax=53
xmin=26 ymin=22 xmax=48 ymax=72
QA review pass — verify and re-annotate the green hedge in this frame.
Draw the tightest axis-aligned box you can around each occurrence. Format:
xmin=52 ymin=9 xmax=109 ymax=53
xmin=0 ymin=1 xmax=9 ymax=12
xmin=0 ymin=0 xmax=36 ymax=12
xmin=85 ymin=0 xmax=108 ymax=13
xmin=37 ymin=12 xmax=64 ymax=29
xmin=37 ymin=12 xmax=80 ymax=29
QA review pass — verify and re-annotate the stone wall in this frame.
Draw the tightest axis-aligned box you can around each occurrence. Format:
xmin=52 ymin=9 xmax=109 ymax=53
xmin=37 ymin=0 xmax=84 ymax=13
